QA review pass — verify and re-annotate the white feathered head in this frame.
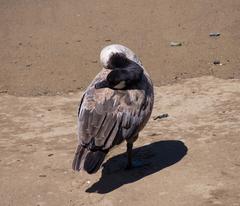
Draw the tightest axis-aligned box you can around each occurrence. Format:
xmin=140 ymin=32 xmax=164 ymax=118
xmin=100 ymin=44 xmax=142 ymax=69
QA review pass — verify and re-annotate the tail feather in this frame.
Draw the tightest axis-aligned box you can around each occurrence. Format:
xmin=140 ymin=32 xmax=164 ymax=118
xmin=72 ymin=145 xmax=107 ymax=174
xmin=84 ymin=151 xmax=107 ymax=174
xmin=72 ymin=145 xmax=86 ymax=171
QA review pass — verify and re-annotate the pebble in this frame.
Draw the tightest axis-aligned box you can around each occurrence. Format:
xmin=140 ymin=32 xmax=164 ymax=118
xmin=154 ymin=113 xmax=169 ymax=120
xmin=170 ymin=42 xmax=182 ymax=47
xmin=213 ymin=60 xmax=220 ymax=65
xmin=209 ymin=32 xmax=220 ymax=37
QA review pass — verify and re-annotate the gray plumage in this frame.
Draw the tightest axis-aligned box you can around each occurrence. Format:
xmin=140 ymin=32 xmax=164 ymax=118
xmin=72 ymin=44 xmax=154 ymax=174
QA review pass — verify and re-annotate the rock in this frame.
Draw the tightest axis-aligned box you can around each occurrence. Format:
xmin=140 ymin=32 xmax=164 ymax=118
xmin=209 ymin=32 xmax=220 ymax=37
xmin=213 ymin=60 xmax=220 ymax=65
xmin=170 ymin=42 xmax=182 ymax=47
xmin=153 ymin=113 xmax=169 ymax=120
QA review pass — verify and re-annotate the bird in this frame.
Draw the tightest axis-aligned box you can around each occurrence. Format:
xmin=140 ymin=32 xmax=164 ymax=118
xmin=72 ymin=44 xmax=154 ymax=174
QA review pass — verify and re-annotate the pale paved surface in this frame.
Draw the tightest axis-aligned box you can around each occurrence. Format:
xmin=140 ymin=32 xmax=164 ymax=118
xmin=0 ymin=76 xmax=240 ymax=206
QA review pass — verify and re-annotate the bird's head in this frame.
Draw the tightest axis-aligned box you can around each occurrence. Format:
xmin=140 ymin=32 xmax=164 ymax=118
xmin=100 ymin=44 xmax=142 ymax=70
xmin=95 ymin=44 xmax=144 ymax=90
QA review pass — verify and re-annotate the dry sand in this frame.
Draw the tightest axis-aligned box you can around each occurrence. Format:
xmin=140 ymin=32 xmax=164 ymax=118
xmin=0 ymin=0 xmax=240 ymax=96
xmin=1 ymin=0 xmax=240 ymax=205
xmin=1 ymin=77 xmax=240 ymax=206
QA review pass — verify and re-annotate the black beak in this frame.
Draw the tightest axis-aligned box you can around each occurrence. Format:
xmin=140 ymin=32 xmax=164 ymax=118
xmin=95 ymin=80 xmax=110 ymax=89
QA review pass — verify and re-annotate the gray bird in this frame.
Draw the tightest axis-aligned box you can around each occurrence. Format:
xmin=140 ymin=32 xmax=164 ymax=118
xmin=72 ymin=44 xmax=154 ymax=174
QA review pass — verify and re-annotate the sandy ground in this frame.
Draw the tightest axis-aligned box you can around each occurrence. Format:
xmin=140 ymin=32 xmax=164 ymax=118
xmin=0 ymin=0 xmax=240 ymax=96
xmin=1 ymin=0 xmax=240 ymax=205
xmin=0 ymin=76 xmax=240 ymax=206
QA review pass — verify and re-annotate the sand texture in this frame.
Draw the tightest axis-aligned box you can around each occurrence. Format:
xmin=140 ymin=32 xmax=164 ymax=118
xmin=1 ymin=77 xmax=240 ymax=206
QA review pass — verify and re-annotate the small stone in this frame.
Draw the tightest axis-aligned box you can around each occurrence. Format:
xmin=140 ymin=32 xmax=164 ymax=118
xmin=170 ymin=42 xmax=182 ymax=47
xmin=154 ymin=113 xmax=169 ymax=120
xmin=86 ymin=180 xmax=91 ymax=184
xmin=48 ymin=154 xmax=54 ymax=157
xmin=209 ymin=32 xmax=220 ymax=37
xmin=213 ymin=60 xmax=220 ymax=65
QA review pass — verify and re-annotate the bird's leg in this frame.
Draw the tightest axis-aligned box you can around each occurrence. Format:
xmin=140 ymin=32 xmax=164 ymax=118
xmin=126 ymin=142 xmax=133 ymax=169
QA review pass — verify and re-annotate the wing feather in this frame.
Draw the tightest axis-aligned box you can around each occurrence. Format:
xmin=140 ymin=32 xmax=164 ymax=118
xmin=77 ymin=76 xmax=153 ymax=151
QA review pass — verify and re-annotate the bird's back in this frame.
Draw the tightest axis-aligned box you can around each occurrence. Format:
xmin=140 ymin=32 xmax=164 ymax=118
xmin=72 ymin=44 xmax=154 ymax=174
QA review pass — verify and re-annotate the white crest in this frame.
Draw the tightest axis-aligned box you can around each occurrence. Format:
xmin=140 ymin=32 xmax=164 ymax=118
xmin=100 ymin=44 xmax=142 ymax=69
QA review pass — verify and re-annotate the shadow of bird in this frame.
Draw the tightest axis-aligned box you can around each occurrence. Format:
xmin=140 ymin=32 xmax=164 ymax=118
xmin=86 ymin=140 xmax=188 ymax=193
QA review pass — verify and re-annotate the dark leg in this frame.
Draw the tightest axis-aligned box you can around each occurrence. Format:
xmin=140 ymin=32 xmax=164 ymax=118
xmin=126 ymin=142 xmax=133 ymax=169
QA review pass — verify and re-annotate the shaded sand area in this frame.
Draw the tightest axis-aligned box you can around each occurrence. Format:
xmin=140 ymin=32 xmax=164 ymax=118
xmin=0 ymin=76 xmax=240 ymax=206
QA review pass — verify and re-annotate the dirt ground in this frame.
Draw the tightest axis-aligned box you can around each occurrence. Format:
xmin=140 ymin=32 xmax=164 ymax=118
xmin=0 ymin=0 xmax=240 ymax=96
xmin=1 ymin=0 xmax=240 ymax=206
xmin=0 ymin=77 xmax=240 ymax=206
